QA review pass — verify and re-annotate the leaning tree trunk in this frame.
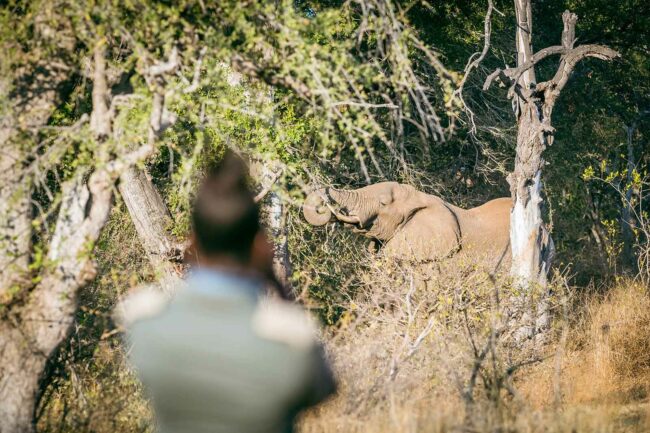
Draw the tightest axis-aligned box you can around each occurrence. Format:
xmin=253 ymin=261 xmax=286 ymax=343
xmin=484 ymin=2 xmax=619 ymax=339
xmin=118 ymin=168 xmax=180 ymax=293
xmin=116 ymin=52 xmax=183 ymax=294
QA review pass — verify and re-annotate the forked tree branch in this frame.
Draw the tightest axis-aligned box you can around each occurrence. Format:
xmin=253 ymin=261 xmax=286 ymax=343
xmin=483 ymin=10 xmax=620 ymax=109
xmin=541 ymin=44 xmax=619 ymax=102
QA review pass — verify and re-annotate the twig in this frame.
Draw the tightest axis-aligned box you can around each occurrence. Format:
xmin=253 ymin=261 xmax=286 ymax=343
xmin=455 ymin=0 xmax=495 ymax=134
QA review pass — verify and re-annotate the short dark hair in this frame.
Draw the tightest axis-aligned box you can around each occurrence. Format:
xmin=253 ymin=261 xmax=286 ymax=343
xmin=191 ymin=151 xmax=260 ymax=261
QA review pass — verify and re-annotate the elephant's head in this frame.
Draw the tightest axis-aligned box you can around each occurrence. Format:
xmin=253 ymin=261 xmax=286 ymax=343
xmin=302 ymin=182 xmax=427 ymax=241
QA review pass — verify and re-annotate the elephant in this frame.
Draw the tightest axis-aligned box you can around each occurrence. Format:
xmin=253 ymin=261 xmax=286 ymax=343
xmin=303 ymin=182 xmax=512 ymax=270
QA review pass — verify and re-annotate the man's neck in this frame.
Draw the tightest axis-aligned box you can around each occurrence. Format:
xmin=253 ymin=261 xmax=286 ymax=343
xmin=193 ymin=254 xmax=259 ymax=280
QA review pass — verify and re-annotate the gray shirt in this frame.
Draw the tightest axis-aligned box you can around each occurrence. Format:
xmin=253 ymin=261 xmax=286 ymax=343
xmin=125 ymin=269 xmax=335 ymax=433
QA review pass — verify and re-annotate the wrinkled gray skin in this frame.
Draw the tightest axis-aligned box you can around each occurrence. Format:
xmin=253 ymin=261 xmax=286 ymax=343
xmin=303 ymin=182 xmax=511 ymax=268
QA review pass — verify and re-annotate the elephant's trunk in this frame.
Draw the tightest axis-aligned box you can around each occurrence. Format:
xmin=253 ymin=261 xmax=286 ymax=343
xmin=303 ymin=188 xmax=363 ymax=226
xmin=325 ymin=188 xmax=365 ymax=225
xmin=303 ymin=188 xmax=332 ymax=226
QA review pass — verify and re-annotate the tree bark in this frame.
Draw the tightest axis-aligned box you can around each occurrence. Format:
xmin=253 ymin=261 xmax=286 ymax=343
xmin=0 ymin=138 xmax=33 ymax=296
xmin=508 ymin=0 xmax=553 ymax=292
xmin=267 ymin=189 xmax=292 ymax=289
xmin=0 ymin=2 xmax=76 ymax=292
xmin=0 ymin=64 xmax=66 ymax=297
xmin=116 ymin=51 xmax=182 ymax=294
xmin=252 ymin=161 xmax=293 ymax=291
xmin=0 ymin=37 xmax=168 ymax=431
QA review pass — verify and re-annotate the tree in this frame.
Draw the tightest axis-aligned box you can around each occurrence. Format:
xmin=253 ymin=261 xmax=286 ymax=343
xmin=483 ymin=1 xmax=619 ymax=335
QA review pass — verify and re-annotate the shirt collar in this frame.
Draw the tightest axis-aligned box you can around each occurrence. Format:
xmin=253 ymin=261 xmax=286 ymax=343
xmin=187 ymin=267 xmax=263 ymax=301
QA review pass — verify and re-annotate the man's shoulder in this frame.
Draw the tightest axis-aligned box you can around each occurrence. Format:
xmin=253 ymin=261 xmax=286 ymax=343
xmin=251 ymin=298 xmax=320 ymax=350
xmin=113 ymin=284 xmax=173 ymax=329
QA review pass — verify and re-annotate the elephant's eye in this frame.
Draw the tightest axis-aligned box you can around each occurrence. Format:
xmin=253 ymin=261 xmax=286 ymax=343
xmin=379 ymin=194 xmax=392 ymax=206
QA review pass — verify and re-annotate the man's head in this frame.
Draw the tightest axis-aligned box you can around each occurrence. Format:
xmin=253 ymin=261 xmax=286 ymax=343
xmin=191 ymin=151 xmax=265 ymax=264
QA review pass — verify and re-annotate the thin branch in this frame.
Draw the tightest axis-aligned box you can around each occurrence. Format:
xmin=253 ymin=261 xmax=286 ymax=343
xmin=147 ymin=46 xmax=180 ymax=77
xmin=183 ymin=47 xmax=207 ymax=94
xmin=455 ymin=0 xmax=495 ymax=133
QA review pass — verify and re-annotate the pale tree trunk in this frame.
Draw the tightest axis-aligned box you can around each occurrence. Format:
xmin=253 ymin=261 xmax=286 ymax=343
xmin=484 ymin=4 xmax=619 ymax=339
xmin=251 ymin=161 xmax=293 ymax=295
xmin=268 ymin=192 xmax=292 ymax=289
xmin=508 ymin=0 xmax=553 ymax=291
xmin=0 ymin=171 xmax=113 ymax=433
xmin=0 ymin=40 xmax=113 ymax=433
xmin=0 ymin=66 xmax=67 ymax=296
xmin=251 ymin=161 xmax=293 ymax=291
xmin=0 ymin=10 xmax=76 ymax=430
xmin=0 ymin=1 xmax=76 ymax=292
xmin=0 ymin=125 xmax=34 ymax=294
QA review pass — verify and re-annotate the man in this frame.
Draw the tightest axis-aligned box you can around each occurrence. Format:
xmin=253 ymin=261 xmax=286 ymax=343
xmin=118 ymin=152 xmax=336 ymax=433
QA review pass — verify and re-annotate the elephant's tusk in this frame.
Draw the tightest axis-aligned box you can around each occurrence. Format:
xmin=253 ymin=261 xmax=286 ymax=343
xmin=332 ymin=211 xmax=361 ymax=225
xmin=321 ymin=196 xmax=361 ymax=225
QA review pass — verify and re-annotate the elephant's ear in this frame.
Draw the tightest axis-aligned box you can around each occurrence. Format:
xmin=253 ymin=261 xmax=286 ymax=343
xmin=385 ymin=201 xmax=461 ymax=261
xmin=379 ymin=192 xmax=393 ymax=206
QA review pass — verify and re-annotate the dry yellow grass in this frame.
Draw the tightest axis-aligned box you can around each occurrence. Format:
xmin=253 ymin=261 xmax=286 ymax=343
xmin=300 ymin=275 xmax=650 ymax=433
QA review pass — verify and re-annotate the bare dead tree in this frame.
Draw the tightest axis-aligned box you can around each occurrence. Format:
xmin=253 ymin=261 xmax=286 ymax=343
xmin=484 ymin=4 xmax=619 ymax=338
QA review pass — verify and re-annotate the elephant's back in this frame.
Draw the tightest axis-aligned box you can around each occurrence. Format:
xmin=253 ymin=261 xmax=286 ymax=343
xmin=457 ymin=197 xmax=511 ymax=270
xmin=467 ymin=197 xmax=511 ymax=219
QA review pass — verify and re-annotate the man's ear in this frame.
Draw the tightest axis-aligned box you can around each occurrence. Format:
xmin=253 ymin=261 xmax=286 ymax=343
xmin=251 ymin=230 xmax=292 ymax=300
xmin=250 ymin=230 xmax=274 ymax=272
xmin=184 ymin=233 xmax=200 ymax=265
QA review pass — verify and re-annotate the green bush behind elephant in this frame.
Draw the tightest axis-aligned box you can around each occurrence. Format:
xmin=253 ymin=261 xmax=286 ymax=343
xmin=303 ymin=182 xmax=511 ymax=271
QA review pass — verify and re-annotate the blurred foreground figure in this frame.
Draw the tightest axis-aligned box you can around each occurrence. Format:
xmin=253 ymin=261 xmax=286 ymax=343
xmin=120 ymin=152 xmax=335 ymax=433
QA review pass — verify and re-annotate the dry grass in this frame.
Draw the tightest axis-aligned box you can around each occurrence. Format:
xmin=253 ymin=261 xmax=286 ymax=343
xmin=299 ymin=266 xmax=650 ymax=433
xmin=519 ymin=282 xmax=650 ymax=409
